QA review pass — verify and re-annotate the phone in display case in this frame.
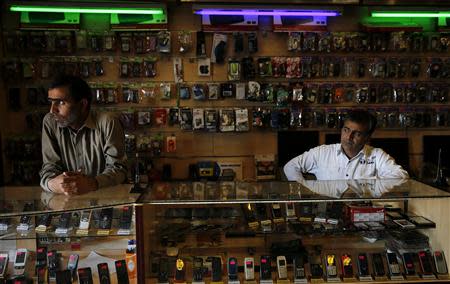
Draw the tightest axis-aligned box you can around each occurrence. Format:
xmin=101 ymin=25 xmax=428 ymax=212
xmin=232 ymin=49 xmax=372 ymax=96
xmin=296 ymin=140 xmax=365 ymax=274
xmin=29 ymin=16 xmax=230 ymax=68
xmin=260 ymin=255 xmax=272 ymax=280
xmin=97 ymin=262 xmax=111 ymax=284
xmin=56 ymin=270 xmax=72 ymax=284
xmin=357 ymin=253 xmax=370 ymax=277
xmin=293 ymin=255 xmax=306 ymax=279
xmin=386 ymin=252 xmax=401 ymax=276
xmin=244 ymin=257 xmax=255 ymax=280
xmin=211 ymin=257 xmax=222 ymax=282
xmin=402 ymin=252 xmax=416 ymax=275
xmin=326 ymin=254 xmax=337 ymax=278
xmin=115 ymin=260 xmax=129 ymax=284
xmin=47 ymin=250 xmax=59 ymax=280
xmin=78 ymin=267 xmax=93 ymax=284
xmin=158 ymin=258 xmax=169 ymax=283
xmin=341 ymin=254 xmax=353 ymax=277
xmin=434 ymin=250 xmax=448 ymax=274
xmin=174 ymin=258 xmax=185 ymax=283
xmin=418 ymin=251 xmax=434 ymax=275
xmin=193 ymin=257 xmax=203 ymax=282
xmin=78 ymin=210 xmax=91 ymax=230
xmin=67 ymin=254 xmax=79 ymax=280
xmin=276 ymin=256 xmax=288 ymax=279
xmin=371 ymin=253 xmax=385 ymax=277
xmin=13 ymin=248 xmax=28 ymax=276
xmin=0 ymin=253 xmax=8 ymax=278
xmin=228 ymin=257 xmax=238 ymax=281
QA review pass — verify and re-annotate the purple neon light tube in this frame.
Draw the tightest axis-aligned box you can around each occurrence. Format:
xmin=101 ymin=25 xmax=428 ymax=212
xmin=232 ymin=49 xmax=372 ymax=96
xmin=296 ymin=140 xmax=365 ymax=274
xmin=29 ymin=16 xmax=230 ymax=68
xmin=195 ymin=9 xmax=340 ymax=16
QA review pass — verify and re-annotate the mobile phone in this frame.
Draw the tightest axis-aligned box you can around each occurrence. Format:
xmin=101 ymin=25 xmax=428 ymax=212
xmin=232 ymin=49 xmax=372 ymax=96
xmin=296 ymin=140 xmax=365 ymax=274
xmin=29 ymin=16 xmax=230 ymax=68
xmin=393 ymin=219 xmax=415 ymax=229
xmin=228 ymin=257 xmax=238 ymax=281
xmin=193 ymin=257 xmax=203 ymax=282
xmin=78 ymin=267 xmax=93 ymax=284
xmin=341 ymin=254 xmax=353 ymax=277
xmin=79 ymin=210 xmax=92 ymax=230
xmin=386 ymin=253 xmax=400 ymax=276
xmin=371 ymin=253 xmax=385 ymax=277
xmin=36 ymin=213 xmax=52 ymax=228
xmin=402 ymin=252 xmax=416 ymax=275
xmin=119 ymin=206 xmax=133 ymax=230
xmin=418 ymin=251 xmax=434 ymax=275
xmin=99 ymin=208 xmax=113 ymax=230
xmin=37 ymin=266 xmax=48 ymax=284
xmin=47 ymin=250 xmax=59 ymax=280
xmin=56 ymin=270 xmax=72 ymax=284
xmin=434 ymin=250 xmax=448 ymax=274
xmin=260 ymin=255 xmax=272 ymax=280
xmin=0 ymin=253 xmax=8 ymax=278
xmin=326 ymin=254 xmax=337 ymax=278
xmin=256 ymin=204 xmax=268 ymax=220
xmin=67 ymin=254 xmax=79 ymax=279
xmin=36 ymin=247 xmax=47 ymax=268
xmin=13 ymin=248 xmax=28 ymax=276
xmin=212 ymin=257 xmax=222 ymax=282
xmin=285 ymin=203 xmax=296 ymax=219
xmin=272 ymin=203 xmax=283 ymax=219
xmin=243 ymin=203 xmax=257 ymax=223
xmin=58 ymin=212 xmax=72 ymax=229
xmin=244 ymin=257 xmax=255 ymax=280
xmin=408 ymin=216 xmax=435 ymax=228
xmin=276 ymin=256 xmax=288 ymax=279
xmin=115 ymin=260 xmax=129 ymax=284
xmin=174 ymin=258 xmax=185 ymax=282
xmin=19 ymin=202 xmax=33 ymax=225
xmin=293 ymin=255 xmax=306 ymax=279
xmin=357 ymin=253 xmax=370 ymax=277
xmin=158 ymin=258 xmax=169 ymax=283
xmin=309 ymin=254 xmax=324 ymax=278
xmin=97 ymin=262 xmax=111 ymax=284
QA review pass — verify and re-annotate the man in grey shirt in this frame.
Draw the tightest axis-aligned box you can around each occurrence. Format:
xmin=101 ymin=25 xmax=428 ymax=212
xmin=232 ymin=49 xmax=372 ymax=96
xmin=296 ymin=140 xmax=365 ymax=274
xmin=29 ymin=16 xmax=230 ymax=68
xmin=40 ymin=75 xmax=127 ymax=195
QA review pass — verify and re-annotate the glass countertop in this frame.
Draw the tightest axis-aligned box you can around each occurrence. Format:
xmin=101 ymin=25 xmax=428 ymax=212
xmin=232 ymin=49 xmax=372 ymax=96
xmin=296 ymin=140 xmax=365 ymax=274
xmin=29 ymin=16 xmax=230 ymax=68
xmin=0 ymin=184 xmax=140 ymax=217
xmin=140 ymin=179 xmax=450 ymax=204
xmin=0 ymin=179 xmax=449 ymax=216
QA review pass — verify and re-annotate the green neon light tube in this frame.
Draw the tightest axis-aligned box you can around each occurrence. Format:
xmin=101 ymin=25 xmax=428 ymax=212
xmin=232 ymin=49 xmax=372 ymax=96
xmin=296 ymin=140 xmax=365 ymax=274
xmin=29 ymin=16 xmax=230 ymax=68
xmin=10 ymin=5 xmax=164 ymax=15
xmin=372 ymin=12 xmax=450 ymax=18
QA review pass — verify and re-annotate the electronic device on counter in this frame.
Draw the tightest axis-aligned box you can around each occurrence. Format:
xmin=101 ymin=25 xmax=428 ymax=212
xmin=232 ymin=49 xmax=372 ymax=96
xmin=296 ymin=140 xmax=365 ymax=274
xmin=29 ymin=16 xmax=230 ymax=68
xmin=293 ymin=255 xmax=306 ymax=280
xmin=67 ymin=254 xmax=79 ymax=280
xmin=0 ymin=253 xmax=8 ymax=278
xmin=285 ymin=202 xmax=296 ymax=220
xmin=115 ymin=260 xmax=129 ymax=284
xmin=174 ymin=258 xmax=185 ymax=283
xmin=271 ymin=203 xmax=283 ymax=219
xmin=158 ymin=258 xmax=169 ymax=283
xmin=119 ymin=206 xmax=133 ymax=230
xmin=13 ymin=248 xmax=28 ymax=276
xmin=326 ymin=254 xmax=337 ymax=278
xmin=393 ymin=219 xmax=416 ymax=229
xmin=36 ymin=213 xmax=52 ymax=229
xmin=309 ymin=254 xmax=324 ymax=278
xmin=386 ymin=253 xmax=401 ymax=277
xmin=402 ymin=252 xmax=416 ymax=275
xmin=260 ymin=255 xmax=272 ymax=280
xmin=211 ymin=257 xmax=222 ymax=282
xmin=434 ymin=250 xmax=448 ymax=274
xmin=36 ymin=247 xmax=47 ymax=268
xmin=276 ymin=256 xmax=287 ymax=279
xmin=97 ymin=262 xmax=111 ymax=284
xmin=56 ymin=269 xmax=72 ymax=284
xmin=418 ymin=251 xmax=434 ymax=275
xmin=47 ymin=250 xmax=59 ymax=280
xmin=18 ymin=202 xmax=34 ymax=230
xmin=99 ymin=208 xmax=113 ymax=230
xmin=78 ymin=210 xmax=91 ymax=230
xmin=244 ymin=257 xmax=255 ymax=280
xmin=357 ymin=253 xmax=370 ymax=277
xmin=78 ymin=267 xmax=93 ymax=284
xmin=408 ymin=216 xmax=436 ymax=228
xmin=228 ymin=257 xmax=238 ymax=281
xmin=193 ymin=257 xmax=203 ymax=282
xmin=341 ymin=254 xmax=353 ymax=277
xmin=371 ymin=253 xmax=385 ymax=277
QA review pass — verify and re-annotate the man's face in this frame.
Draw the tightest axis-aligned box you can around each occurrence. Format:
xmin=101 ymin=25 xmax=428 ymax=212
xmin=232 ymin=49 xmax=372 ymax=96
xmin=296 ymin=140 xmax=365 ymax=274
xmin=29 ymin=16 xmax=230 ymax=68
xmin=48 ymin=87 xmax=83 ymax=128
xmin=340 ymin=120 xmax=370 ymax=156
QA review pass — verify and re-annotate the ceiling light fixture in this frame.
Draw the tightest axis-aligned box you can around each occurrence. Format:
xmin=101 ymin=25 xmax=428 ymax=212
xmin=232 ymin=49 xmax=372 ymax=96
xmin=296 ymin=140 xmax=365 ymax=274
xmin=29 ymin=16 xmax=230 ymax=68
xmin=194 ymin=9 xmax=340 ymax=17
xmin=10 ymin=5 xmax=164 ymax=15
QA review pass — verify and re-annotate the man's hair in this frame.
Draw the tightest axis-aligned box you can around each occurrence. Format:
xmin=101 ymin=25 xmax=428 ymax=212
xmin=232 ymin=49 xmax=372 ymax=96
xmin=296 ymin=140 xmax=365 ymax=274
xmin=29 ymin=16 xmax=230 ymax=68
xmin=345 ymin=109 xmax=377 ymax=135
xmin=49 ymin=74 xmax=92 ymax=107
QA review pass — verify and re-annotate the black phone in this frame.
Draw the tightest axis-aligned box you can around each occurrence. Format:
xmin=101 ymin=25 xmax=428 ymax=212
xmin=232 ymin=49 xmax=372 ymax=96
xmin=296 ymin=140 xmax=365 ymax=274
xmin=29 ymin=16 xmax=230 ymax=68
xmin=309 ymin=254 xmax=323 ymax=278
xmin=19 ymin=202 xmax=33 ymax=225
xmin=193 ymin=257 xmax=203 ymax=282
xmin=115 ymin=260 xmax=129 ymax=284
xmin=357 ymin=253 xmax=370 ymax=276
xmin=228 ymin=257 xmax=238 ymax=281
xmin=47 ymin=250 xmax=59 ymax=280
xmin=386 ymin=253 xmax=400 ymax=276
xmin=402 ymin=252 xmax=416 ymax=275
xmin=58 ymin=212 xmax=72 ymax=229
xmin=371 ymin=253 xmax=385 ymax=277
xmin=434 ymin=250 xmax=448 ymax=274
xmin=36 ymin=247 xmax=47 ymax=268
xmin=119 ymin=206 xmax=133 ymax=230
xmin=174 ymin=258 xmax=185 ymax=282
xmin=418 ymin=251 xmax=434 ymax=275
xmin=56 ymin=270 xmax=72 ymax=284
xmin=158 ymin=258 xmax=169 ymax=282
xmin=99 ymin=208 xmax=113 ymax=230
xmin=78 ymin=267 xmax=93 ymax=284
xmin=212 ymin=257 xmax=222 ymax=282
xmin=341 ymin=254 xmax=353 ymax=277
xmin=293 ymin=255 xmax=306 ymax=279
xmin=36 ymin=213 xmax=52 ymax=227
xmin=260 ymin=255 xmax=272 ymax=280
xmin=97 ymin=262 xmax=111 ymax=284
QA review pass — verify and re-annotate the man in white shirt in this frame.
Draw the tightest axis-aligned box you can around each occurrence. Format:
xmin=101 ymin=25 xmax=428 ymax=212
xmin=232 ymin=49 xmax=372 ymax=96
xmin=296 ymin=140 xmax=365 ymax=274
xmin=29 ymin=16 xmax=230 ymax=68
xmin=283 ymin=110 xmax=409 ymax=181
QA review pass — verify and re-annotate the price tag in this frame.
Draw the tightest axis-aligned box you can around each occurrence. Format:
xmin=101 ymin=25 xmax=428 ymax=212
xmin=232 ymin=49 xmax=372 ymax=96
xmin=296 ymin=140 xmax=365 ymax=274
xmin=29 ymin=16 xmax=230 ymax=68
xmin=117 ymin=229 xmax=131 ymax=235
xmin=55 ymin=228 xmax=69 ymax=235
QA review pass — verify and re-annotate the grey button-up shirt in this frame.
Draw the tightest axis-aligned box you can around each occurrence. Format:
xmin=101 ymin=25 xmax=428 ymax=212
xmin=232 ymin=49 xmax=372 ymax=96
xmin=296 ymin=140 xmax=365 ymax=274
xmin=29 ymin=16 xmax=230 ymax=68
xmin=39 ymin=111 xmax=127 ymax=192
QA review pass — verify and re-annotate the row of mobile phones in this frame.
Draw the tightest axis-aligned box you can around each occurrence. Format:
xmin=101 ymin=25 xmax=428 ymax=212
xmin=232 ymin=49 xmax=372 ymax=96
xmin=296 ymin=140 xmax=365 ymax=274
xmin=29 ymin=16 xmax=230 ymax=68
xmin=0 ymin=206 xmax=133 ymax=233
xmin=157 ymin=250 xmax=448 ymax=283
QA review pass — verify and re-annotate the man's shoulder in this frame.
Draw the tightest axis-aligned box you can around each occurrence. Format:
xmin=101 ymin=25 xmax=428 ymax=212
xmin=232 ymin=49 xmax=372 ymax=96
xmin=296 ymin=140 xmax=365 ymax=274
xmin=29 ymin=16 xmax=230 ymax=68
xmin=364 ymin=145 xmax=388 ymax=156
xmin=312 ymin=143 xmax=338 ymax=152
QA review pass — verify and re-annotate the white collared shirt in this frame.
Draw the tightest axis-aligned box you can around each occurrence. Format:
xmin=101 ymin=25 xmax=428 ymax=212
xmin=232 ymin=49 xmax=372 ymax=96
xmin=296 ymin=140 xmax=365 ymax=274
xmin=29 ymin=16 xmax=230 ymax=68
xmin=283 ymin=143 xmax=409 ymax=181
